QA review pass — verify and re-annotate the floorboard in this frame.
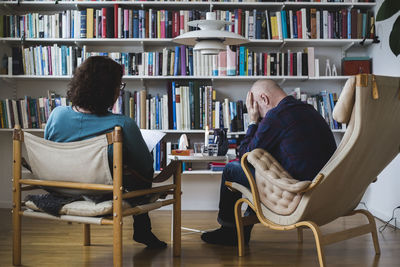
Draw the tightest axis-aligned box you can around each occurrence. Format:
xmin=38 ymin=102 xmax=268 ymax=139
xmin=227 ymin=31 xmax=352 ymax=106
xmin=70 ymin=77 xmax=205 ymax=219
xmin=0 ymin=209 xmax=399 ymax=266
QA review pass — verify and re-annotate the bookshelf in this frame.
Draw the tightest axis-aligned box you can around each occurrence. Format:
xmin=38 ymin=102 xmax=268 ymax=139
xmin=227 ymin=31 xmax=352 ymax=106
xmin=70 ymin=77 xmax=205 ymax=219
xmin=0 ymin=0 xmax=375 ymax=176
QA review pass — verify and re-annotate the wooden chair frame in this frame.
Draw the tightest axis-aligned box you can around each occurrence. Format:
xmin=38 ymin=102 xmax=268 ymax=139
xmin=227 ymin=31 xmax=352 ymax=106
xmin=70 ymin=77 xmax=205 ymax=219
xmin=12 ymin=125 xmax=181 ymax=267
xmin=225 ymin=153 xmax=380 ymax=267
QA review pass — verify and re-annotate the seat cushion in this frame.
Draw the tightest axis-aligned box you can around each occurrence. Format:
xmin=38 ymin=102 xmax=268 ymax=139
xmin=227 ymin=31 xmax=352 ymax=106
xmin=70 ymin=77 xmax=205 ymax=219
xmin=25 ymin=199 xmax=131 ymax=216
xmin=247 ymin=149 xmax=311 ymax=215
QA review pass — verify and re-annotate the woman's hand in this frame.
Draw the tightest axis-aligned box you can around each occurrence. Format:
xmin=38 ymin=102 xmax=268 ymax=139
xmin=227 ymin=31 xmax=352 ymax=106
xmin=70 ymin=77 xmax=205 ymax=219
xmin=246 ymin=91 xmax=260 ymax=123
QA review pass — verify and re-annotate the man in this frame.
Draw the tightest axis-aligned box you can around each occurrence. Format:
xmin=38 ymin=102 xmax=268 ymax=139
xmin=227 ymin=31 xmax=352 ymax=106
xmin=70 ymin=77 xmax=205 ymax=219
xmin=201 ymin=79 xmax=337 ymax=246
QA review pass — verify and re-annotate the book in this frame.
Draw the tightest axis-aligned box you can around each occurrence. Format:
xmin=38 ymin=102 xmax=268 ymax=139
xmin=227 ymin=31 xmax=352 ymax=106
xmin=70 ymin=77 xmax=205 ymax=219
xmin=86 ymin=8 xmax=94 ymax=39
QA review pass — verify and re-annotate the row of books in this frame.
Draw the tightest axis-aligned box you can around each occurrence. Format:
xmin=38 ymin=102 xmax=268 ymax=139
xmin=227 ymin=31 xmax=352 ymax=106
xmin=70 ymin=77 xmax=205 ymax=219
xmin=0 ymin=7 xmax=373 ymax=40
xmin=0 ymin=93 xmax=69 ymax=129
xmin=292 ymin=88 xmax=343 ymax=130
xmin=14 ymin=45 xmax=80 ymax=76
xmin=277 ymin=8 xmax=374 ymax=40
xmin=13 ymin=44 xmax=319 ymax=77
xmin=87 ymin=46 xmax=314 ymax=77
xmin=0 ymin=86 xmax=344 ymax=131
xmin=112 ymin=82 xmax=250 ymax=132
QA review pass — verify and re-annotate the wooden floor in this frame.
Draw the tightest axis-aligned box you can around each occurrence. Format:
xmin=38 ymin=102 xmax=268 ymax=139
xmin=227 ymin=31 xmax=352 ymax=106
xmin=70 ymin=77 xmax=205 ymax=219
xmin=0 ymin=209 xmax=399 ymax=267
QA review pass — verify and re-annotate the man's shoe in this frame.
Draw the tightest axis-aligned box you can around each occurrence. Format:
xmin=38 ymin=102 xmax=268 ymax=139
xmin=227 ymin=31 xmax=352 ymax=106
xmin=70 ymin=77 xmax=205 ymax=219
xmin=200 ymin=225 xmax=253 ymax=246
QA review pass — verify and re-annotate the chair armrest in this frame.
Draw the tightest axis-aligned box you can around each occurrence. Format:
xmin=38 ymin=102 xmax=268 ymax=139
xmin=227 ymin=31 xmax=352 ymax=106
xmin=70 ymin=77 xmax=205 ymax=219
xmin=298 ymin=173 xmax=324 ymax=193
xmin=153 ymin=161 xmax=181 ymax=183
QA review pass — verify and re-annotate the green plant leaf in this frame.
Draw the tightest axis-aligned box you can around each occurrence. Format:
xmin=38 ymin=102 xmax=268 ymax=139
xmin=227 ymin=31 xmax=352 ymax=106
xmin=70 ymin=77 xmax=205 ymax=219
xmin=389 ymin=16 xmax=400 ymax=56
xmin=376 ymin=0 xmax=400 ymax=21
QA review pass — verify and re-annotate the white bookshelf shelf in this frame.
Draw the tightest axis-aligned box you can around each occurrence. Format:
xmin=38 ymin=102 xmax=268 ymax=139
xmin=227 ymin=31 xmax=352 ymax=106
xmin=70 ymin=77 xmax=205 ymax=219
xmin=309 ymin=76 xmax=351 ymax=81
xmin=283 ymin=2 xmax=376 ymax=8
xmin=0 ymin=128 xmax=246 ymax=135
xmin=0 ymin=37 xmax=375 ymax=49
xmin=284 ymin=39 xmax=373 ymax=48
xmin=0 ymin=75 xmax=353 ymax=81
xmin=0 ymin=1 xmax=376 ymax=10
xmin=0 ymin=128 xmax=45 ymax=132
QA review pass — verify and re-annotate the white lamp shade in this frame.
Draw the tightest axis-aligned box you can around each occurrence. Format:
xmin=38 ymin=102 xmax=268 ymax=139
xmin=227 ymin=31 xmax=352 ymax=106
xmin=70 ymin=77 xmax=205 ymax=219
xmin=193 ymin=40 xmax=226 ymax=55
xmin=173 ymin=29 xmax=249 ymax=46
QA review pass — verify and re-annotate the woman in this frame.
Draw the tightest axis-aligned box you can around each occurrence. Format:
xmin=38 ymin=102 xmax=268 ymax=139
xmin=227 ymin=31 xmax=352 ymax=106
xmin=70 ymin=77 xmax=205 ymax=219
xmin=45 ymin=56 xmax=166 ymax=248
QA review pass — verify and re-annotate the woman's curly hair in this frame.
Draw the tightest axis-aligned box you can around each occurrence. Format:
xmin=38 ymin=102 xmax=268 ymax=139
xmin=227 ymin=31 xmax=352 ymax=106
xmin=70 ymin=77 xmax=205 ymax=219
xmin=67 ymin=56 xmax=123 ymax=115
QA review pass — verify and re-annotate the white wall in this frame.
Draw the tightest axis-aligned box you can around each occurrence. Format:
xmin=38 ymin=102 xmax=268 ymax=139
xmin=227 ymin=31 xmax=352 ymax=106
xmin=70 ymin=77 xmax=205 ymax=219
xmin=360 ymin=0 xmax=400 ymax=225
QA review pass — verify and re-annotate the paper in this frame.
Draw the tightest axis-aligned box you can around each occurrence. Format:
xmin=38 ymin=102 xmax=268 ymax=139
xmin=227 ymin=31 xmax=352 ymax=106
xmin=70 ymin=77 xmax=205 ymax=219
xmin=140 ymin=130 xmax=166 ymax=152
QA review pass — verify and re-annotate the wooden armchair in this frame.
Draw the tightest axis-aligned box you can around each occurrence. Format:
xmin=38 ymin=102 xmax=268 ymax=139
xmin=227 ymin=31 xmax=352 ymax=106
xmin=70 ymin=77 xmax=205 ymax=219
xmin=12 ymin=126 xmax=181 ymax=267
xmin=227 ymin=74 xmax=400 ymax=266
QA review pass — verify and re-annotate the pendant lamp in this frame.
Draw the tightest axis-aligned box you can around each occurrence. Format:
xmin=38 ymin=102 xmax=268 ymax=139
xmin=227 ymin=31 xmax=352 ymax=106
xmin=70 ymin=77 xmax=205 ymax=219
xmin=172 ymin=12 xmax=249 ymax=55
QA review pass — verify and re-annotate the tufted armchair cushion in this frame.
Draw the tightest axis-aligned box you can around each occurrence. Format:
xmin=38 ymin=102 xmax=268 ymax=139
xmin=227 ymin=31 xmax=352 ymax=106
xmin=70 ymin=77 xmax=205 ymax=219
xmin=247 ymin=148 xmax=312 ymax=215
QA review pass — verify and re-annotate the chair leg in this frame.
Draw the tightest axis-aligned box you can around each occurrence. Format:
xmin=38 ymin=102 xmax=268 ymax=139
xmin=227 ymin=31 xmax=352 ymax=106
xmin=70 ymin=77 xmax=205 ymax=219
xmin=234 ymin=199 xmax=246 ymax=257
xmin=12 ymin=209 xmax=21 ymax=266
xmin=301 ymin=222 xmax=326 ymax=267
xmin=356 ymin=210 xmax=381 ymax=255
xmin=173 ymin=162 xmax=182 ymax=257
xmin=113 ymin=219 xmax=122 ymax=267
xmin=297 ymin=227 xmax=304 ymax=243
xmin=83 ymin=224 xmax=91 ymax=246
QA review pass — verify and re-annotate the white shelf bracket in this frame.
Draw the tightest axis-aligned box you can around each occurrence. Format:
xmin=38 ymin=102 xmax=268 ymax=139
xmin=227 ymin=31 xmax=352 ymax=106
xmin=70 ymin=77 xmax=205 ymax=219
xmin=342 ymin=42 xmax=354 ymax=53
xmin=280 ymin=40 xmax=286 ymax=50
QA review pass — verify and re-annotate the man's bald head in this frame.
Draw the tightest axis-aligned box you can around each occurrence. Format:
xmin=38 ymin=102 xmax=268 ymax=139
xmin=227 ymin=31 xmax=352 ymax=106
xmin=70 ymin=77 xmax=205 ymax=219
xmin=249 ymin=79 xmax=287 ymax=117
xmin=251 ymin=79 xmax=285 ymax=98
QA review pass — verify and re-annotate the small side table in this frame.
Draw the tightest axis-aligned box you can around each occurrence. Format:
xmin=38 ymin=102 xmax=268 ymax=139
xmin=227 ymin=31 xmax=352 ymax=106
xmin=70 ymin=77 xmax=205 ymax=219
xmin=167 ymin=155 xmax=229 ymax=235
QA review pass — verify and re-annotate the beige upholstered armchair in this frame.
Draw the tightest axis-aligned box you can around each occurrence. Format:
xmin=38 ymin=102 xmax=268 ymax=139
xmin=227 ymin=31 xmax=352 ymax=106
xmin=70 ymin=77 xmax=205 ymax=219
xmin=12 ymin=126 xmax=181 ymax=267
xmin=227 ymin=74 xmax=400 ymax=267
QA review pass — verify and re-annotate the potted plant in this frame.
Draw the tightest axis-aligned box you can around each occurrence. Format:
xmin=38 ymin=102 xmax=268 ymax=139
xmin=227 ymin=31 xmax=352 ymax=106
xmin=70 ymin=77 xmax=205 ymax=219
xmin=376 ymin=0 xmax=400 ymax=56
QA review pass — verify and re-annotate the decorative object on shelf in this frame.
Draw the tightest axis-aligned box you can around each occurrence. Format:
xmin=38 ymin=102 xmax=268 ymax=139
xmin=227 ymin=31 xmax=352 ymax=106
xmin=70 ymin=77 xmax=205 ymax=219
xmin=315 ymin=59 xmax=320 ymax=77
xmin=193 ymin=143 xmax=204 ymax=156
xmin=207 ymin=144 xmax=218 ymax=156
xmin=213 ymin=128 xmax=229 ymax=156
xmin=178 ymin=134 xmax=189 ymax=150
xmin=173 ymin=12 xmax=248 ymax=55
xmin=376 ymin=0 xmax=400 ymax=56
xmin=342 ymin=57 xmax=372 ymax=75
xmin=325 ymin=59 xmax=332 ymax=76
xmin=332 ymin=64 xmax=338 ymax=76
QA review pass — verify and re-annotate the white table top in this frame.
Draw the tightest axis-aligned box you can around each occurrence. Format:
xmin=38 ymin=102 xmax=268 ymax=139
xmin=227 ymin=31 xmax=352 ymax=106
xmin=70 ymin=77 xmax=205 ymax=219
xmin=167 ymin=155 xmax=229 ymax=162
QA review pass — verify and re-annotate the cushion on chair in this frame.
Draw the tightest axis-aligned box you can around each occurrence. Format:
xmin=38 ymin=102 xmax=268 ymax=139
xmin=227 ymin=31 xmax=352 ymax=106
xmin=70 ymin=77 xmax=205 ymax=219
xmin=25 ymin=199 xmax=131 ymax=216
xmin=332 ymin=76 xmax=356 ymax=124
xmin=247 ymin=149 xmax=311 ymax=215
